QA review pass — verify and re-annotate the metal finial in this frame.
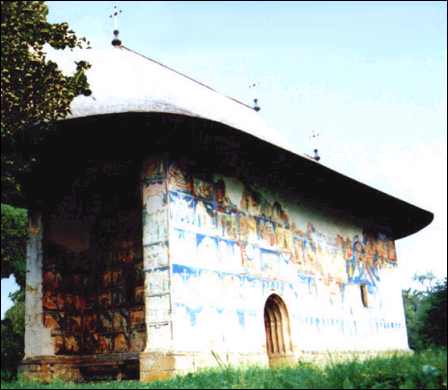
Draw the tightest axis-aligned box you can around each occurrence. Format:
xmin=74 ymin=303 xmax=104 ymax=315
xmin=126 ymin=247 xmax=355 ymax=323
xmin=109 ymin=5 xmax=123 ymax=46
xmin=249 ymin=83 xmax=260 ymax=111
xmin=310 ymin=131 xmax=321 ymax=161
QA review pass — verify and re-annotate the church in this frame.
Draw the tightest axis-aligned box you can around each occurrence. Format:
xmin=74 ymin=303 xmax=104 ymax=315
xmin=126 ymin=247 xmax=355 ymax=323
xmin=18 ymin=38 xmax=433 ymax=382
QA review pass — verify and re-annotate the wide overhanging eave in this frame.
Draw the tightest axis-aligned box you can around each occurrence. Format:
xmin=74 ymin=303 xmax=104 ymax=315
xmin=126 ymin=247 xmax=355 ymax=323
xmin=15 ymin=112 xmax=434 ymax=240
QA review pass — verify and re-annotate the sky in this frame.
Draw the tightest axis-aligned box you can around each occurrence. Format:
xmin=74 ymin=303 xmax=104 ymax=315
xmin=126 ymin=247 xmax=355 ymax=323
xmin=1 ymin=1 xmax=446 ymax=318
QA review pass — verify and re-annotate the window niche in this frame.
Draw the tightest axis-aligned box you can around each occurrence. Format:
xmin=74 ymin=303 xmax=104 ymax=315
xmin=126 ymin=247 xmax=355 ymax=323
xmin=360 ymin=284 xmax=369 ymax=308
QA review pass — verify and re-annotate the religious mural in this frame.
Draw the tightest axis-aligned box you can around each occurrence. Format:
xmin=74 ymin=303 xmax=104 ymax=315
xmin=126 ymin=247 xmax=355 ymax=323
xmin=163 ymin=158 xmax=400 ymax=348
xmin=165 ymin=159 xmax=397 ymax=288
xmin=171 ymin=263 xmax=404 ymax=351
xmin=42 ymin=161 xmax=146 ymax=355
xmin=40 ymin=157 xmax=400 ymax=356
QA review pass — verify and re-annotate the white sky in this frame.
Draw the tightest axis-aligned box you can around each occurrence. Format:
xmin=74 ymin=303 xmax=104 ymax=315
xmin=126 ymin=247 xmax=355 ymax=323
xmin=1 ymin=1 xmax=446 ymax=318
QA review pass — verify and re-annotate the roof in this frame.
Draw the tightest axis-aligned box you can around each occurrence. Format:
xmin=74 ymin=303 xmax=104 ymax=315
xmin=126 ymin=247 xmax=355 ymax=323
xmin=48 ymin=45 xmax=291 ymax=153
xmin=38 ymin=45 xmax=433 ymax=239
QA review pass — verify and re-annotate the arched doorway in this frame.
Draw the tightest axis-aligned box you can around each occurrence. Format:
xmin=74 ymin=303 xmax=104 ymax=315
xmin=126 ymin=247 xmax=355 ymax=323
xmin=264 ymin=294 xmax=294 ymax=366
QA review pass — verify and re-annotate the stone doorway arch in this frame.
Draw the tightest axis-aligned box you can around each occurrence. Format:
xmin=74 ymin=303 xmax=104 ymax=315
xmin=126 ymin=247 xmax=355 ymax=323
xmin=264 ymin=294 xmax=294 ymax=366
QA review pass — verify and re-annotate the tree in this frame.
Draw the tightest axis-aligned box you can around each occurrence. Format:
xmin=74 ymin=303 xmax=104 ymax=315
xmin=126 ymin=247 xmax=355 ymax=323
xmin=421 ymin=278 xmax=447 ymax=348
xmin=403 ymin=274 xmax=447 ymax=351
xmin=1 ymin=1 xmax=92 ymax=284
xmin=1 ymin=0 xmax=91 ymax=205
xmin=1 ymin=290 xmax=25 ymax=381
xmin=403 ymin=286 xmax=429 ymax=351
xmin=1 ymin=204 xmax=27 ymax=287
xmin=1 ymin=3 xmax=92 ymax=378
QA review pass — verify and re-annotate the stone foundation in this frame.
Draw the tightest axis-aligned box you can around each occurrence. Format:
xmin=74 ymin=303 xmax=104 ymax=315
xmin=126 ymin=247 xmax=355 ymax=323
xmin=19 ymin=353 xmax=140 ymax=383
xmin=19 ymin=349 xmax=412 ymax=383
xmin=294 ymin=349 xmax=413 ymax=366
xmin=139 ymin=349 xmax=413 ymax=382
xmin=139 ymin=351 xmax=269 ymax=382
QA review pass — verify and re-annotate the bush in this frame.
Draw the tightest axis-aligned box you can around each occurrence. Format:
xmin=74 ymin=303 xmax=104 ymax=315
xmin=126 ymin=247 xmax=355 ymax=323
xmin=1 ymin=289 xmax=25 ymax=381
xmin=403 ymin=275 xmax=447 ymax=351
xmin=421 ymin=279 xmax=447 ymax=348
xmin=2 ymin=349 xmax=445 ymax=389
xmin=1 ymin=317 xmax=24 ymax=381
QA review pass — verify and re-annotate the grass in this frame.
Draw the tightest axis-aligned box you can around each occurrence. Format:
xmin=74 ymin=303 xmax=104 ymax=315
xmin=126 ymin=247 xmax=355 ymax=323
xmin=1 ymin=349 xmax=446 ymax=389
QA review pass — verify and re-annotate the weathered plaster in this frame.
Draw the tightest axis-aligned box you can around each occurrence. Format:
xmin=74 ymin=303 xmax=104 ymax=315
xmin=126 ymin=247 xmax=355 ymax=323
xmin=21 ymin=155 xmax=411 ymax=383
xmin=156 ymin=157 xmax=409 ymax=376
xmin=24 ymin=210 xmax=54 ymax=357
xmin=141 ymin=158 xmax=173 ymax=355
xmin=38 ymin=161 xmax=145 ymax=356
xmin=21 ymin=161 xmax=146 ymax=382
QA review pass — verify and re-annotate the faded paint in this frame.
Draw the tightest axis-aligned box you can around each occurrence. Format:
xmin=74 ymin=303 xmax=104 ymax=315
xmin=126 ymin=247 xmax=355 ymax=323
xmin=37 ymin=161 xmax=145 ymax=356
xmin=141 ymin=158 xmax=172 ymax=355
xmin=143 ymin=158 xmax=408 ymax=368
xmin=21 ymin=155 xmax=411 ymax=382
xmin=19 ymin=40 xmax=430 ymax=382
xmin=137 ymin=157 xmax=410 ymax=380
xmin=24 ymin=210 xmax=54 ymax=357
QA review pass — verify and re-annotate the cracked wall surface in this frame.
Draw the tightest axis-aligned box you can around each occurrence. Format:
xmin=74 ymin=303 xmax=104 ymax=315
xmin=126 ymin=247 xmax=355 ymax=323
xmin=39 ymin=160 xmax=146 ymax=356
xmin=161 ymin=157 xmax=408 ymax=356
xmin=22 ymin=151 xmax=409 ymax=381
xmin=24 ymin=210 xmax=54 ymax=358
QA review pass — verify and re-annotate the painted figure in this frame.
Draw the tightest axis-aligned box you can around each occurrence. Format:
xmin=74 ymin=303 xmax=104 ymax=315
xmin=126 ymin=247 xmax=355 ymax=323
xmin=275 ymin=225 xmax=293 ymax=252
xmin=43 ymin=313 xmax=62 ymax=333
xmin=65 ymin=335 xmax=80 ymax=354
xmin=217 ymin=211 xmax=238 ymax=240
xmin=194 ymin=178 xmax=214 ymax=200
xmin=272 ymin=201 xmax=289 ymax=227
xmin=167 ymin=162 xmax=192 ymax=193
xmin=143 ymin=159 xmax=165 ymax=183
xmin=240 ymin=186 xmax=261 ymax=216
xmin=215 ymin=178 xmax=234 ymax=210
xmin=258 ymin=219 xmax=277 ymax=248
xmin=195 ymin=200 xmax=216 ymax=234
xmin=114 ymin=333 xmax=129 ymax=352
xmin=43 ymin=292 xmax=58 ymax=310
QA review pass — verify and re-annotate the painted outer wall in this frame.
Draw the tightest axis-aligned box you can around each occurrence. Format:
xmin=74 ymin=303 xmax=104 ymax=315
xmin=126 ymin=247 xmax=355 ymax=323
xmin=141 ymin=158 xmax=172 ymax=353
xmin=22 ymin=151 xmax=410 ymax=381
xmin=142 ymin=157 xmax=409 ymax=372
xmin=24 ymin=210 xmax=54 ymax=357
xmin=26 ymin=161 xmax=146 ymax=357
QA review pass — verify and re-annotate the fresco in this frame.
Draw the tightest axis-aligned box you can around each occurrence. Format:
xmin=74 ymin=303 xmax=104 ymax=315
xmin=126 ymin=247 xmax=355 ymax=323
xmin=163 ymin=159 xmax=402 ymax=351
xmin=141 ymin=158 xmax=174 ymax=350
xmin=40 ymin=156 xmax=402 ymax=357
xmin=165 ymin=160 xmax=397 ymax=287
xmin=171 ymin=262 xmax=405 ymax=352
xmin=42 ymin=161 xmax=146 ymax=355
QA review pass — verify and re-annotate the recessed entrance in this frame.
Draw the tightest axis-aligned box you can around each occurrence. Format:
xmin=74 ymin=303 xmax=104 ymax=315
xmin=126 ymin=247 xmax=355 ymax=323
xmin=264 ymin=294 xmax=294 ymax=366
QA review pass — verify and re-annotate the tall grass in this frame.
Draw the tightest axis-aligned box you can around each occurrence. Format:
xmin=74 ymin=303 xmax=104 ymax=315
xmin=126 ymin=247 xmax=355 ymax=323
xmin=1 ymin=349 xmax=446 ymax=389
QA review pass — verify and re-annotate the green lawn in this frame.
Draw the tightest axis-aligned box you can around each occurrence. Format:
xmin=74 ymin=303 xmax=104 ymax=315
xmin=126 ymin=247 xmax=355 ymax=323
xmin=1 ymin=349 xmax=446 ymax=389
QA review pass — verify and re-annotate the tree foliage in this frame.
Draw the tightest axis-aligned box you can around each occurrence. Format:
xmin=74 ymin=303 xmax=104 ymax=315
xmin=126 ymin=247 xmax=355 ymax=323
xmin=1 ymin=1 xmax=92 ymax=283
xmin=1 ymin=4 xmax=92 ymax=378
xmin=1 ymin=0 xmax=91 ymax=205
xmin=421 ymin=278 xmax=447 ymax=347
xmin=1 ymin=290 xmax=25 ymax=381
xmin=403 ymin=274 xmax=447 ymax=351
xmin=1 ymin=204 xmax=27 ymax=287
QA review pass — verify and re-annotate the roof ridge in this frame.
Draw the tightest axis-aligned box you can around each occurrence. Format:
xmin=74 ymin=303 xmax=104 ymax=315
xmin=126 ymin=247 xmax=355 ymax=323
xmin=120 ymin=45 xmax=254 ymax=111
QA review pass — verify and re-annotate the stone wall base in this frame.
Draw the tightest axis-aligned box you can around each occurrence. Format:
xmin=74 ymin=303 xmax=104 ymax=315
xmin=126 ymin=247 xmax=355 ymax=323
xmin=18 ymin=353 xmax=139 ymax=383
xmin=139 ymin=348 xmax=412 ymax=382
xmin=139 ymin=351 xmax=269 ymax=382
xmin=294 ymin=349 xmax=413 ymax=367
xmin=19 ymin=349 xmax=412 ymax=383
